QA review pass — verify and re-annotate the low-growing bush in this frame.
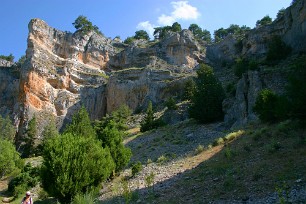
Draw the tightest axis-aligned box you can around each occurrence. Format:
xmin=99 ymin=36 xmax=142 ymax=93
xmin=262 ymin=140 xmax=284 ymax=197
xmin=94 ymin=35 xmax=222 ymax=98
xmin=253 ymin=89 xmax=290 ymax=123
xmin=8 ymin=163 xmax=40 ymax=197
xmin=266 ymin=36 xmax=291 ymax=62
xmin=131 ymin=161 xmax=142 ymax=177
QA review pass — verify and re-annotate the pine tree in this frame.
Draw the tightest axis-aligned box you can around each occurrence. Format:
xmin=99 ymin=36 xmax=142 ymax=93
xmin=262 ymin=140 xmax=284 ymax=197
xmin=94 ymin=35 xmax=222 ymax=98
xmin=96 ymin=120 xmax=132 ymax=172
xmin=140 ymin=101 xmax=155 ymax=132
xmin=189 ymin=64 xmax=225 ymax=123
xmin=23 ymin=116 xmax=37 ymax=157
xmin=64 ymin=106 xmax=96 ymax=138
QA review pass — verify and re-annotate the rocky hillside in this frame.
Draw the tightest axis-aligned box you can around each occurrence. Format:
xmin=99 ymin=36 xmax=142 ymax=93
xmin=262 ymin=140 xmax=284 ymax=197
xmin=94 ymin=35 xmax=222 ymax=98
xmin=0 ymin=0 xmax=305 ymax=141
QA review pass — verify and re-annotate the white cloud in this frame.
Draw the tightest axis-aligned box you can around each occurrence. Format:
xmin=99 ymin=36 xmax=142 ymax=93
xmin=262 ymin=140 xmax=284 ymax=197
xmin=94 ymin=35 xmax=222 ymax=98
xmin=158 ymin=1 xmax=200 ymax=25
xmin=171 ymin=1 xmax=200 ymax=20
xmin=137 ymin=21 xmax=156 ymax=38
xmin=158 ymin=14 xmax=175 ymax=26
xmin=136 ymin=1 xmax=200 ymax=36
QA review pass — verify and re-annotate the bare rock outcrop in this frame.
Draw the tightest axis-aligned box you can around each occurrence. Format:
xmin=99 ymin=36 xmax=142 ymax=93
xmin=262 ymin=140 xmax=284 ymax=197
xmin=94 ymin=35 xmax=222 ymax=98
xmin=0 ymin=60 xmax=20 ymax=124
xmin=106 ymin=68 xmax=188 ymax=113
xmin=109 ymin=30 xmax=204 ymax=70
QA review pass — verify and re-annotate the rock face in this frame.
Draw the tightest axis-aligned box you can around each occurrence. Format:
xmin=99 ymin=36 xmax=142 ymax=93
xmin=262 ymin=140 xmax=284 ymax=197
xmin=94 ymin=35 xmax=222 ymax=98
xmin=7 ymin=19 xmax=200 ymax=136
xmin=106 ymin=68 xmax=187 ymax=113
xmin=109 ymin=30 xmax=204 ymax=70
xmin=0 ymin=60 xmax=20 ymax=124
xmin=19 ymin=19 xmax=110 ymax=133
xmin=1 ymin=0 xmax=306 ymax=138
xmin=207 ymin=0 xmax=306 ymax=64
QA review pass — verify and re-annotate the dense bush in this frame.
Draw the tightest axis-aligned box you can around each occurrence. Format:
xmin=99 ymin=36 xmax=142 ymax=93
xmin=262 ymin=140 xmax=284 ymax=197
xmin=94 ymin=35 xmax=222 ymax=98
xmin=153 ymin=22 xmax=182 ymax=39
xmin=64 ymin=106 xmax=96 ymax=138
xmin=165 ymin=97 xmax=178 ymax=110
xmin=41 ymin=133 xmax=115 ymax=203
xmin=134 ymin=30 xmax=150 ymax=40
xmin=183 ymin=79 xmax=196 ymax=100
xmin=266 ymin=36 xmax=291 ymax=62
xmin=98 ymin=104 xmax=132 ymax=131
xmin=124 ymin=36 xmax=135 ymax=45
xmin=131 ymin=161 xmax=143 ymax=177
xmin=0 ymin=54 xmax=14 ymax=62
xmin=8 ymin=163 xmax=40 ymax=196
xmin=95 ymin=120 xmax=132 ymax=172
xmin=256 ymin=15 xmax=272 ymax=27
xmin=189 ymin=64 xmax=225 ymax=123
xmin=214 ymin=24 xmax=250 ymax=43
xmin=0 ymin=139 xmax=22 ymax=179
xmin=188 ymin=24 xmax=211 ymax=43
xmin=286 ymin=57 xmax=306 ymax=121
xmin=253 ymin=89 xmax=289 ymax=123
xmin=233 ymin=58 xmax=259 ymax=78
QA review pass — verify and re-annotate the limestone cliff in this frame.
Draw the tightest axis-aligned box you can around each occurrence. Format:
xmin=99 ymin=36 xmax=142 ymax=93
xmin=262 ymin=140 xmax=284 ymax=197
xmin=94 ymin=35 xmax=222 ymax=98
xmin=106 ymin=68 xmax=187 ymax=113
xmin=1 ymin=0 xmax=305 ymax=138
xmin=19 ymin=19 xmax=111 ymax=133
xmin=109 ymin=30 xmax=204 ymax=71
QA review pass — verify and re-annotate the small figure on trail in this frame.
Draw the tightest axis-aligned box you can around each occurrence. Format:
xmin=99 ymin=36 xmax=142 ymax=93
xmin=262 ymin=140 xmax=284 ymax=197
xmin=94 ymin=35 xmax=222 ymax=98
xmin=21 ymin=191 xmax=33 ymax=204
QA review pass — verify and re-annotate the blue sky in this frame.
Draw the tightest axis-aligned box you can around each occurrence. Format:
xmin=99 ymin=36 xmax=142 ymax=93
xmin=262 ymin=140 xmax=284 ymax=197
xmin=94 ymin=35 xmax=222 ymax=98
xmin=0 ymin=0 xmax=291 ymax=61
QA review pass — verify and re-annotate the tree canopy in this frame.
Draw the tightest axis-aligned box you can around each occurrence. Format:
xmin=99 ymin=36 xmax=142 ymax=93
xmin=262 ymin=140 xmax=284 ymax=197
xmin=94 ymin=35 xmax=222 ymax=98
xmin=189 ymin=64 xmax=225 ymax=123
xmin=214 ymin=24 xmax=250 ymax=43
xmin=188 ymin=24 xmax=212 ymax=43
xmin=256 ymin=15 xmax=272 ymax=27
xmin=134 ymin=30 xmax=150 ymax=40
xmin=72 ymin=15 xmax=100 ymax=34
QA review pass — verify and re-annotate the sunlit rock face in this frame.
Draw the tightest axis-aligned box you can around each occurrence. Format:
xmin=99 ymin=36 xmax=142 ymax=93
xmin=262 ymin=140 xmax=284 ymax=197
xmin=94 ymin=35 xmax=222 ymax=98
xmin=19 ymin=18 xmax=110 ymax=133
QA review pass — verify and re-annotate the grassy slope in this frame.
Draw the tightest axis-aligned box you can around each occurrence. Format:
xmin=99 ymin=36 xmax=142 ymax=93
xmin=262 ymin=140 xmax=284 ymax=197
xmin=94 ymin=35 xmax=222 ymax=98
xmin=101 ymin=120 xmax=306 ymax=203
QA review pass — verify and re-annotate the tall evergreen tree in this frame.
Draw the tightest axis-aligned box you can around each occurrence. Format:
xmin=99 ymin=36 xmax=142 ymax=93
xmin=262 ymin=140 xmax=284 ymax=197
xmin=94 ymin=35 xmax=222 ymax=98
xmin=95 ymin=120 xmax=132 ymax=172
xmin=23 ymin=116 xmax=37 ymax=157
xmin=189 ymin=64 xmax=225 ymax=123
xmin=64 ymin=106 xmax=96 ymax=138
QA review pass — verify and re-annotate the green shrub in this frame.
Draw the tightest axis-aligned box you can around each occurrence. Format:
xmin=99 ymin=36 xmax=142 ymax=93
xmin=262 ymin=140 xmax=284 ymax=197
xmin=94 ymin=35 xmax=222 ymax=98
xmin=233 ymin=58 xmax=259 ymax=78
xmin=124 ymin=37 xmax=135 ymax=45
xmin=266 ymin=36 xmax=291 ymax=62
xmin=41 ymin=133 xmax=115 ymax=203
xmin=256 ymin=15 xmax=272 ymax=27
xmin=189 ymin=64 xmax=225 ymax=123
xmin=183 ymin=79 xmax=196 ymax=100
xmin=194 ymin=145 xmax=205 ymax=155
xmin=0 ymin=115 xmax=16 ymax=142
xmin=0 ymin=54 xmax=14 ymax=62
xmin=8 ymin=163 xmax=40 ymax=196
xmin=131 ymin=161 xmax=142 ymax=177
xmin=140 ymin=101 xmax=165 ymax=132
xmin=97 ymin=104 xmax=132 ymax=131
xmin=0 ymin=139 xmax=22 ymax=179
xmin=286 ymin=56 xmax=306 ymax=121
xmin=226 ymin=82 xmax=236 ymax=96
xmin=71 ymin=190 xmax=98 ymax=204
xmin=96 ymin=120 xmax=132 ymax=172
xmin=253 ymin=89 xmax=290 ymax=123
xmin=165 ymin=97 xmax=177 ymax=110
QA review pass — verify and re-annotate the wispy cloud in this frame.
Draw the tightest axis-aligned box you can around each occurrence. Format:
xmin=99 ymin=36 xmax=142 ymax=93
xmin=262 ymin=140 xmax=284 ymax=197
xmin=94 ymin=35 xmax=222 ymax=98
xmin=137 ymin=1 xmax=200 ymax=37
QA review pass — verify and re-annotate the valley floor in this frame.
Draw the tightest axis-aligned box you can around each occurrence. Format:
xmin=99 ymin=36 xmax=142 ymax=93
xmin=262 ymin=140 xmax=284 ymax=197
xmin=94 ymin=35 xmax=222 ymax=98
xmin=100 ymin=120 xmax=306 ymax=204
